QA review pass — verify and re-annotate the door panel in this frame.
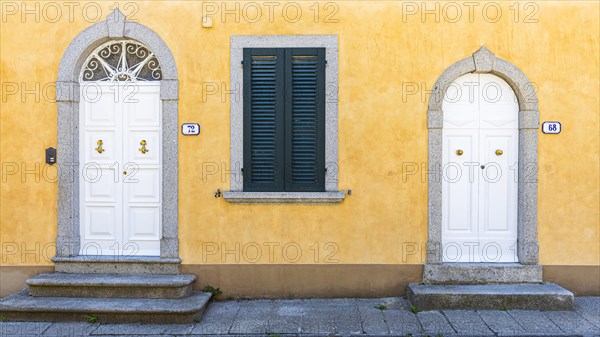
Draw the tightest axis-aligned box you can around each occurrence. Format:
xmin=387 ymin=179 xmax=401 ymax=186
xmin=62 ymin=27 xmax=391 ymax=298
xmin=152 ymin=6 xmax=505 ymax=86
xmin=124 ymin=85 xmax=161 ymax=127
xmin=125 ymin=168 xmax=160 ymax=203
xmin=443 ymin=73 xmax=479 ymax=129
xmin=124 ymin=131 xmax=160 ymax=164
xmin=479 ymin=74 xmax=519 ymax=129
xmin=442 ymin=130 xmax=478 ymax=233
xmin=441 ymin=74 xmax=519 ymax=263
xmin=83 ymin=86 xmax=118 ymax=127
xmin=84 ymin=167 xmax=118 ymax=202
xmin=84 ymin=131 xmax=118 ymax=164
xmin=442 ymin=129 xmax=479 ymax=262
xmin=479 ymin=129 xmax=518 ymax=244
xmin=127 ymin=207 xmax=161 ymax=240
xmin=84 ymin=206 xmax=118 ymax=239
xmin=80 ymin=84 xmax=161 ymax=256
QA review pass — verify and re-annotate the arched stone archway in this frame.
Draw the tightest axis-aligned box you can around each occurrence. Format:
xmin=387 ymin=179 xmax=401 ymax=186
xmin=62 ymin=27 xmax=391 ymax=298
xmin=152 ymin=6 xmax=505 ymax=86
xmin=425 ymin=46 xmax=541 ymax=283
xmin=54 ymin=9 xmax=180 ymax=264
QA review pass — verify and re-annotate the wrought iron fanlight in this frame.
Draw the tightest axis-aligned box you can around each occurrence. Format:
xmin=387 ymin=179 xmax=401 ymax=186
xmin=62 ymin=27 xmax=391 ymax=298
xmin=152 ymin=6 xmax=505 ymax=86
xmin=80 ymin=40 xmax=162 ymax=82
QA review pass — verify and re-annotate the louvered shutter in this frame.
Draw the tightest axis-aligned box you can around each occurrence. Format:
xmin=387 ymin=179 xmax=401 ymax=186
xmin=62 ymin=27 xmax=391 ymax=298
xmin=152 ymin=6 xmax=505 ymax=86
xmin=243 ymin=48 xmax=285 ymax=191
xmin=284 ymin=48 xmax=326 ymax=191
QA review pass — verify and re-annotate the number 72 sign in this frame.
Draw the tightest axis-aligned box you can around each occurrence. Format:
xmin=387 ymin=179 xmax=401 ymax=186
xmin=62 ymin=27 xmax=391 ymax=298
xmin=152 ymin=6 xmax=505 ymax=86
xmin=542 ymin=121 xmax=561 ymax=134
xmin=181 ymin=123 xmax=200 ymax=135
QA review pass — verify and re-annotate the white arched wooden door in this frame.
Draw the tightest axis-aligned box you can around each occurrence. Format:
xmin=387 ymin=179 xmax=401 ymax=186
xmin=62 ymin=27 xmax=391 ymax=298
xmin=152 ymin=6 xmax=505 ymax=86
xmin=78 ymin=41 xmax=162 ymax=256
xmin=442 ymin=74 xmax=519 ymax=263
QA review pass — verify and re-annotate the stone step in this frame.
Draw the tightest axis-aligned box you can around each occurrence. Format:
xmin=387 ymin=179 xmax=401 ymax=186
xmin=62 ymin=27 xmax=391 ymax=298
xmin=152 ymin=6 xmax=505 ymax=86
xmin=27 ymin=273 xmax=196 ymax=299
xmin=0 ymin=289 xmax=212 ymax=324
xmin=423 ymin=263 xmax=543 ymax=284
xmin=52 ymin=256 xmax=181 ymax=275
xmin=407 ymin=283 xmax=574 ymax=311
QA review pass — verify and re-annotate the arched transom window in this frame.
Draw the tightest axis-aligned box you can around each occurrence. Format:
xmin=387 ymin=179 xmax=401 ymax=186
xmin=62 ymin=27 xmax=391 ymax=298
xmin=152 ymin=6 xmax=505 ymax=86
xmin=80 ymin=40 xmax=162 ymax=82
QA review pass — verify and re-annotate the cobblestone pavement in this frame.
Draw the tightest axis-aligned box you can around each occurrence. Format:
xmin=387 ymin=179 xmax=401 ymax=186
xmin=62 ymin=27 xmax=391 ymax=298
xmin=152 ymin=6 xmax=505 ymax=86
xmin=0 ymin=297 xmax=598 ymax=337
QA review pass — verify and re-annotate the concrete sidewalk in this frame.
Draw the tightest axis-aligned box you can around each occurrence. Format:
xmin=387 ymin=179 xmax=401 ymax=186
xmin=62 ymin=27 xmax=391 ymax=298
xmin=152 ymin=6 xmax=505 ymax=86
xmin=0 ymin=297 xmax=598 ymax=337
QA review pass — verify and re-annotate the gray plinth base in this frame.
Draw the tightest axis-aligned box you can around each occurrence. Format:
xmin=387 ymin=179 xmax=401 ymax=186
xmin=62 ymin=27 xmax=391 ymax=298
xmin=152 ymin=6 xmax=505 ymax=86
xmin=0 ymin=289 xmax=211 ymax=324
xmin=27 ymin=273 xmax=195 ymax=299
xmin=423 ymin=263 xmax=543 ymax=284
xmin=407 ymin=283 xmax=574 ymax=311
xmin=52 ymin=256 xmax=181 ymax=275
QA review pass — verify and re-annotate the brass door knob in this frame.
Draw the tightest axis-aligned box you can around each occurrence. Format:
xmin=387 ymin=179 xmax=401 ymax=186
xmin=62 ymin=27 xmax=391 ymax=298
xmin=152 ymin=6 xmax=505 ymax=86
xmin=139 ymin=140 xmax=149 ymax=154
xmin=95 ymin=140 xmax=105 ymax=154
xmin=123 ymin=171 xmax=127 ymax=175
xmin=496 ymin=149 xmax=503 ymax=156
xmin=456 ymin=149 xmax=463 ymax=156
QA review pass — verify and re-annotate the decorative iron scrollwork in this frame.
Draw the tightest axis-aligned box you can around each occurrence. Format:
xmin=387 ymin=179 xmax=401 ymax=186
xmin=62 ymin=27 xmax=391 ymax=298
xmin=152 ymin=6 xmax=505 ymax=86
xmin=81 ymin=40 xmax=162 ymax=82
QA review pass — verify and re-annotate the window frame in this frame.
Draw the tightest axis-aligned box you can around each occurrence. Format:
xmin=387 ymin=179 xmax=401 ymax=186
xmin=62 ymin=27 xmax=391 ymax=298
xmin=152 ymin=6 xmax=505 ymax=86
xmin=225 ymin=35 xmax=343 ymax=204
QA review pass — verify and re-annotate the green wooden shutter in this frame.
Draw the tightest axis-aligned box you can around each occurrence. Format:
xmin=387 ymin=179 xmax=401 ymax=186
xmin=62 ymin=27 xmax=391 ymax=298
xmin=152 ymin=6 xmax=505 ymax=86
xmin=243 ymin=48 xmax=285 ymax=191
xmin=284 ymin=48 xmax=326 ymax=191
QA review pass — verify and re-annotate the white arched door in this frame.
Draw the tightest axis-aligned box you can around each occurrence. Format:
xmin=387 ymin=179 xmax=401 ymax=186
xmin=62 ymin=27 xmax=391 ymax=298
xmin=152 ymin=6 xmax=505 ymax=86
xmin=78 ymin=41 xmax=163 ymax=256
xmin=442 ymin=74 xmax=519 ymax=263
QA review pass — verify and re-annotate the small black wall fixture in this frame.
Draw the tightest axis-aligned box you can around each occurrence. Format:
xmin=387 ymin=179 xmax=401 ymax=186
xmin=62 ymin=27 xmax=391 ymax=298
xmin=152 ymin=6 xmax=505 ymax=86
xmin=46 ymin=147 xmax=57 ymax=165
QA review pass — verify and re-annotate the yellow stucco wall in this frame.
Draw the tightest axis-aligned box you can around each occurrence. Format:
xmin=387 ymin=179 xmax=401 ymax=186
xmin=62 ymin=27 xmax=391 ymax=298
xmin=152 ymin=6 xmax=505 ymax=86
xmin=0 ymin=1 xmax=598 ymax=267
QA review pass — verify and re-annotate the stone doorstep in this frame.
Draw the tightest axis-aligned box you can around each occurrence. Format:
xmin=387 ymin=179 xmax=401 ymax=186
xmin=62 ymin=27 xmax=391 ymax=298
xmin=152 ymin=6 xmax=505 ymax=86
xmin=407 ymin=283 xmax=575 ymax=311
xmin=423 ymin=263 xmax=543 ymax=284
xmin=51 ymin=256 xmax=181 ymax=275
xmin=0 ymin=289 xmax=212 ymax=324
xmin=27 ymin=273 xmax=196 ymax=299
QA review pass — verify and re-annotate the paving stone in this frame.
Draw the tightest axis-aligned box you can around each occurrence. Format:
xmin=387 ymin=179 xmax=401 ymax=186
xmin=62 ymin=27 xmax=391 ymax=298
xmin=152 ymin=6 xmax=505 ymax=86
xmin=576 ymin=297 xmax=600 ymax=310
xmin=382 ymin=310 xmax=422 ymax=335
xmin=443 ymin=310 xmax=495 ymax=336
xmin=190 ymin=321 xmax=233 ymax=335
xmin=508 ymin=310 xmax=563 ymax=334
xmin=300 ymin=298 xmax=362 ymax=335
xmin=269 ymin=300 xmax=305 ymax=334
xmin=228 ymin=300 xmax=273 ymax=334
xmin=417 ymin=311 xmax=455 ymax=334
xmin=300 ymin=313 xmax=362 ymax=335
xmin=266 ymin=316 xmax=302 ymax=334
xmin=89 ymin=335 xmax=174 ymax=337
xmin=0 ymin=322 xmax=52 ymax=336
xmin=200 ymin=301 xmax=240 ymax=322
xmin=233 ymin=300 xmax=273 ymax=320
xmin=272 ymin=299 xmax=307 ymax=319
xmin=228 ymin=319 xmax=269 ymax=334
xmin=477 ymin=310 xmax=526 ymax=336
xmin=386 ymin=297 xmax=411 ymax=310
xmin=356 ymin=303 xmax=389 ymax=335
xmin=42 ymin=322 xmax=100 ymax=336
xmin=544 ymin=311 xmax=600 ymax=334
xmin=575 ymin=297 xmax=600 ymax=328
xmin=91 ymin=323 xmax=192 ymax=335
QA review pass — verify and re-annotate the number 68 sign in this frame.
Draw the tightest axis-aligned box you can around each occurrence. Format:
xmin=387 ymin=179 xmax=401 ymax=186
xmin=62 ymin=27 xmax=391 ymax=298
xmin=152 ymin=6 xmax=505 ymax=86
xmin=542 ymin=121 xmax=561 ymax=134
xmin=181 ymin=123 xmax=200 ymax=135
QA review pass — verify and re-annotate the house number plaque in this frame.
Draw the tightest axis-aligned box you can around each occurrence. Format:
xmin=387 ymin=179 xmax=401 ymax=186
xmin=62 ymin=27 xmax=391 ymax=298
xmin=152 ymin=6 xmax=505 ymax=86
xmin=181 ymin=123 xmax=200 ymax=135
xmin=542 ymin=121 xmax=561 ymax=134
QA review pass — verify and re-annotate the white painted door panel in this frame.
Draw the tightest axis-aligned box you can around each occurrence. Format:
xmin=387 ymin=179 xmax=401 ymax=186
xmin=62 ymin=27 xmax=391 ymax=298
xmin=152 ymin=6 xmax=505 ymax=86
xmin=442 ymin=74 xmax=518 ymax=263
xmin=80 ymin=83 xmax=161 ymax=256
xmin=478 ymin=129 xmax=518 ymax=262
xmin=443 ymin=74 xmax=480 ymax=129
xmin=442 ymin=129 xmax=480 ymax=262
xmin=122 ymin=84 xmax=161 ymax=256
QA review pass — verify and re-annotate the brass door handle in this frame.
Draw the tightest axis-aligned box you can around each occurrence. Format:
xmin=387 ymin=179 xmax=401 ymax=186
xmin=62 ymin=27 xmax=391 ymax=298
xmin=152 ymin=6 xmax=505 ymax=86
xmin=138 ymin=140 xmax=149 ymax=154
xmin=456 ymin=149 xmax=463 ymax=156
xmin=496 ymin=149 xmax=503 ymax=156
xmin=123 ymin=171 xmax=127 ymax=175
xmin=95 ymin=140 xmax=105 ymax=154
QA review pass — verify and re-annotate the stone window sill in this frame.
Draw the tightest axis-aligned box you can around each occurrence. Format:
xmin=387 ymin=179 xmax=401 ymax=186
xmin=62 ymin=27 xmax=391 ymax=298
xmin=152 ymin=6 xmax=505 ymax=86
xmin=223 ymin=191 xmax=345 ymax=204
